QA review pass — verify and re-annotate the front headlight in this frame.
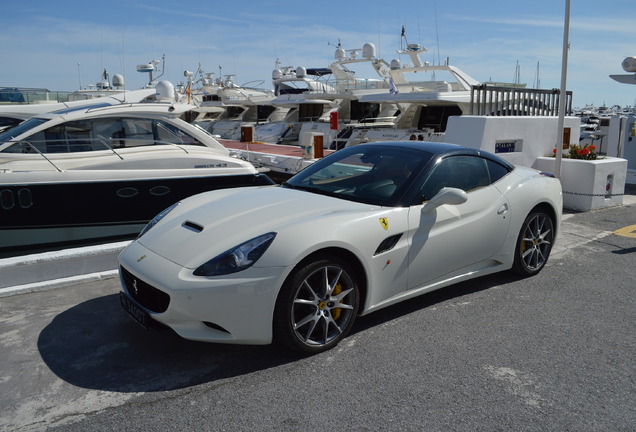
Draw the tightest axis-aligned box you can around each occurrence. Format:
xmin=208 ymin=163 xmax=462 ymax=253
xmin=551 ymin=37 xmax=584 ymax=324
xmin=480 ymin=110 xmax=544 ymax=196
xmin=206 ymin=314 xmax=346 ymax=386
xmin=193 ymin=232 xmax=277 ymax=276
xmin=138 ymin=202 xmax=179 ymax=238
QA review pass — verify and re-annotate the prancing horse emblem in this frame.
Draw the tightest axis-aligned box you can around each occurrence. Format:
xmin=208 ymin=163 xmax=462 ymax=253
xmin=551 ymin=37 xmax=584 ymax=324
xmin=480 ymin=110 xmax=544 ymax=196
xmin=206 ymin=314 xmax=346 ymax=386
xmin=379 ymin=217 xmax=389 ymax=230
xmin=132 ymin=279 xmax=139 ymax=296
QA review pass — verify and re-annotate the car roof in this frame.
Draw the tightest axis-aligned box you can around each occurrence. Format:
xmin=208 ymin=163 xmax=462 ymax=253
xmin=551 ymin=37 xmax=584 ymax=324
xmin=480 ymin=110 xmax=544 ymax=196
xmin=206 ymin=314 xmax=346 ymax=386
xmin=357 ymin=140 xmax=514 ymax=169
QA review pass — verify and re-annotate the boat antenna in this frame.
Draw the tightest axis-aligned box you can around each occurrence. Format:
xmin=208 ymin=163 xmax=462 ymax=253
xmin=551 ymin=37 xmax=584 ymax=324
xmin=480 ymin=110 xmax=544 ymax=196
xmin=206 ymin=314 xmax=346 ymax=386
xmin=434 ymin=2 xmax=441 ymax=66
xmin=400 ymin=25 xmax=408 ymax=51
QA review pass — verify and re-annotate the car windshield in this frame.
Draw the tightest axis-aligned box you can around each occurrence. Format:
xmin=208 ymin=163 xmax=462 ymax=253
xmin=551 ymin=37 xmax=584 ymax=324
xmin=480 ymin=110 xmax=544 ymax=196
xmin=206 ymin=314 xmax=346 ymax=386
xmin=285 ymin=145 xmax=433 ymax=205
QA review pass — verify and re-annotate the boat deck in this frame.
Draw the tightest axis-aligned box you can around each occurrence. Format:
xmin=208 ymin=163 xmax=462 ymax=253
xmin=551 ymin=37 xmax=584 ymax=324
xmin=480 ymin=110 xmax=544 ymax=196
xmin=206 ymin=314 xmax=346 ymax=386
xmin=220 ymin=139 xmax=334 ymax=157
xmin=220 ymin=139 xmax=334 ymax=176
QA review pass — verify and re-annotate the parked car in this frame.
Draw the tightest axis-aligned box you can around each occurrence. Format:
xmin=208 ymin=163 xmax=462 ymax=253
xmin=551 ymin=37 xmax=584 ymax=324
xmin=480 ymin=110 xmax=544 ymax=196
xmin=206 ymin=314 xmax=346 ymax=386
xmin=119 ymin=141 xmax=562 ymax=354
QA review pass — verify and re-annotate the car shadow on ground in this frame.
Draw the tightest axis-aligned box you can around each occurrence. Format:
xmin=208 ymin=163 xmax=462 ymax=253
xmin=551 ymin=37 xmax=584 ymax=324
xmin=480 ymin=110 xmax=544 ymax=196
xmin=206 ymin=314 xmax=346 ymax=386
xmin=351 ymin=271 xmax=523 ymax=334
xmin=37 ymin=271 xmax=522 ymax=394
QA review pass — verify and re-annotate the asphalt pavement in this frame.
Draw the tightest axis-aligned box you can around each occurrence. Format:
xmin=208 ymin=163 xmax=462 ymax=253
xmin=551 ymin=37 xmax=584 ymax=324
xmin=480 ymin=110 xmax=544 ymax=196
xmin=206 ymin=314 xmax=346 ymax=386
xmin=1 ymin=195 xmax=635 ymax=431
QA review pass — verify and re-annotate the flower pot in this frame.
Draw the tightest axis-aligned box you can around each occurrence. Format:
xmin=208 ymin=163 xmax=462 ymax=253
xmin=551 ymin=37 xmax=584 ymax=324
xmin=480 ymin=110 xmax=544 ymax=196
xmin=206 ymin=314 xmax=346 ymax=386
xmin=534 ymin=157 xmax=628 ymax=211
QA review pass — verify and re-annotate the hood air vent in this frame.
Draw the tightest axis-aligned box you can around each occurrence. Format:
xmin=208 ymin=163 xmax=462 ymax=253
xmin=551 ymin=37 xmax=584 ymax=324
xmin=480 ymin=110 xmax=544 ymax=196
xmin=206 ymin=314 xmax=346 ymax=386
xmin=182 ymin=221 xmax=204 ymax=233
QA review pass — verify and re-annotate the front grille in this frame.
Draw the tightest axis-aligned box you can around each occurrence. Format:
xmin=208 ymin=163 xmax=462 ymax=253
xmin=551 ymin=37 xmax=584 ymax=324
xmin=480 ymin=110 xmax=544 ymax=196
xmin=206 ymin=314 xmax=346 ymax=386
xmin=120 ymin=266 xmax=170 ymax=313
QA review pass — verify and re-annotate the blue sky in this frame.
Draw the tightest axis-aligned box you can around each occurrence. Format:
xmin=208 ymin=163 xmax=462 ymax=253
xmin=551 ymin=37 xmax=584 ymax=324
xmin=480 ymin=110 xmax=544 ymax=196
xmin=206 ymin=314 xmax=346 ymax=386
xmin=1 ymin=0 xmax=634 ymax=108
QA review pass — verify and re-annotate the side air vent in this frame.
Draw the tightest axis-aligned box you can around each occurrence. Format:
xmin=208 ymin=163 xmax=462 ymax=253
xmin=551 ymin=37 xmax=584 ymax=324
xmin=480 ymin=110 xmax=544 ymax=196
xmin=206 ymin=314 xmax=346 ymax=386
xmin=183 ymin=220 xmax=204 ymax=233
xmin=374 ymin=233 xmax=403 ymax=256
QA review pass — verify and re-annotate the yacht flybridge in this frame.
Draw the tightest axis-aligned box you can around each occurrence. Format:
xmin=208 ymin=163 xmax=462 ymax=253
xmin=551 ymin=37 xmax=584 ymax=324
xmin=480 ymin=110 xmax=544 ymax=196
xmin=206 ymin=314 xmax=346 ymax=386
xmin=0 ymin=81 xmax=273 ymax=252
xmin=330 ymin=33 xmax=482 ymax=149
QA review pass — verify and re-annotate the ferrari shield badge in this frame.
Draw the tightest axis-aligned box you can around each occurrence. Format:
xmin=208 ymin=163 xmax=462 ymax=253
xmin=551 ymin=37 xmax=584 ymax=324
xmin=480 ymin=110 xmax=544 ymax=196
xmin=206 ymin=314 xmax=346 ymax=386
xmin=379 ymin=217 xmax=389 ymax=230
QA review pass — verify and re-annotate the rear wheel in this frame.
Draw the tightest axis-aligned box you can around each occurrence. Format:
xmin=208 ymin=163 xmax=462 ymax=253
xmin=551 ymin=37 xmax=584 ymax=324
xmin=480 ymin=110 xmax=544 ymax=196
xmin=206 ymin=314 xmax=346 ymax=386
xmin=512 ymin=210 xmax=554 ymax=276
xmin=274 ymin=255 xmax=359 ymax=354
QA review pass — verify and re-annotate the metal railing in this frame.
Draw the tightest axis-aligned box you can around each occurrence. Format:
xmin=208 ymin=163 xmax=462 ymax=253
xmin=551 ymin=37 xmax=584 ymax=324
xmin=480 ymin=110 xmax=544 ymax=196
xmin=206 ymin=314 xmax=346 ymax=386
xmin=470 ymin=85 xmax=574 ymax=117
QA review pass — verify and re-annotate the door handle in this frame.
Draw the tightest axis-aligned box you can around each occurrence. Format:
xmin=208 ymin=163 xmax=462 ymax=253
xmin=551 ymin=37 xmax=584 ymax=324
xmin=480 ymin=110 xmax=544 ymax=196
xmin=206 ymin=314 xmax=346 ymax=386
xmin=497 ymin=204 xmax=509 ymax=215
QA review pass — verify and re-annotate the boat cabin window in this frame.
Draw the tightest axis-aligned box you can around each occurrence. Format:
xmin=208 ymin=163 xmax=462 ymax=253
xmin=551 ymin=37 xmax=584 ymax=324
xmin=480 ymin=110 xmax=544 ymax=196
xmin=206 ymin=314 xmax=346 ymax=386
xmin=1 ymin=117 xmax=204 ymax=154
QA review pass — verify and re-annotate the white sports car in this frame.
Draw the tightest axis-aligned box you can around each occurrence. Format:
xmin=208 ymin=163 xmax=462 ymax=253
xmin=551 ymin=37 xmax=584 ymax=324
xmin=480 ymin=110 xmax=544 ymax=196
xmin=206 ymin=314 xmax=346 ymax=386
xmin=119 ymin=141 xmax=562 ymax=353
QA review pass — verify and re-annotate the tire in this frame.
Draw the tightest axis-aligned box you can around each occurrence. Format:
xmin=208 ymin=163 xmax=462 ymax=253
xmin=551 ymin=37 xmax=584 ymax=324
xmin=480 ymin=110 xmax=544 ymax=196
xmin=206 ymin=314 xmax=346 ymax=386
xmin=512 ymin=210 xmax=554 ymax=276
xmin=274 ymin=255 xmax=360 ymax=354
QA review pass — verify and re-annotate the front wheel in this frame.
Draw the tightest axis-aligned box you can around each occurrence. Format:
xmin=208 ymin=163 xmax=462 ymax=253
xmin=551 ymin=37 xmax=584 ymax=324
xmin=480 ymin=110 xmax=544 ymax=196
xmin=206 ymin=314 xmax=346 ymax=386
xmin=512 ymin=210 xmax=554 ymax=276
xmin=274 ymin=255 xmax=360 ymax=354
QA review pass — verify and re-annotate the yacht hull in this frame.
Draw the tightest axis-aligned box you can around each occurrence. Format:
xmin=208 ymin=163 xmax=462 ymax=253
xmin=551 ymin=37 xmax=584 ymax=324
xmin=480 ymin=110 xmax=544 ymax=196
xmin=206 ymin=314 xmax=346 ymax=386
xmin=0 ymin=173 xmax=274 ymax=252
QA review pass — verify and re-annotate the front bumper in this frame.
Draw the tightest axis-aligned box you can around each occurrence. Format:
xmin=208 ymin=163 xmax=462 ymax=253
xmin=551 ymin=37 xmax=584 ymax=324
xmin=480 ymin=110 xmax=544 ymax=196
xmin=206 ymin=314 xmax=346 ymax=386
xmin=118 ymin=240 xmax=289 ymax=345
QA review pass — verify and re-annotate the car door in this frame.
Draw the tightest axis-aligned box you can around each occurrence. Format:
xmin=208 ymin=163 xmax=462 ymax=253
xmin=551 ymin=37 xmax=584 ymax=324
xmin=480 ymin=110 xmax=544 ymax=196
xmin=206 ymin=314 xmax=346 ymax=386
xmin=406 ymin=155 xmax=511 ymax=291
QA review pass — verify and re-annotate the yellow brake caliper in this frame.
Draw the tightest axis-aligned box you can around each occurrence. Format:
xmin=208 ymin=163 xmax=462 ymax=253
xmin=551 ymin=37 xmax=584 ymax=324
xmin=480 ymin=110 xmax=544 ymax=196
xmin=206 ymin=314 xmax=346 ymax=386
xmin=332 ymin=282 xmax=343 ymax=320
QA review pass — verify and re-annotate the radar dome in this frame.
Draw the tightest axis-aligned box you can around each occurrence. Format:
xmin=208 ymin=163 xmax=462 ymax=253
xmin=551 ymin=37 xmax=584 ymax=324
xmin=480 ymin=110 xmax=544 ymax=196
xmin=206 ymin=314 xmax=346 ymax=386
xmin=272 ymin=69 xmax=282 ymax=80
xmin=362 ymin=43 xmax=376 ymax=59
xmin=390 ymin=59 xmax=401 ymax=70
xmin=155 ymin=80 xmax=176 ymax=101
xmin=335 ymin=47 xmax=346 ymax=61
xmin=296 ymin=66 xmax=307 ymax=78
xmin=622 ymin=56 xmax=636 ymax=73
xmin=112 ymin=74 xmax=125 ymax=88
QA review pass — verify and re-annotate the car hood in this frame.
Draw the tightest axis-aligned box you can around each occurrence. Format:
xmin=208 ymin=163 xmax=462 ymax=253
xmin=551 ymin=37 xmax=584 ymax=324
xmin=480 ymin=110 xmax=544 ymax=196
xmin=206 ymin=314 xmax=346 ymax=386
xmin=138 ymin=185 xmax=372 ymax=268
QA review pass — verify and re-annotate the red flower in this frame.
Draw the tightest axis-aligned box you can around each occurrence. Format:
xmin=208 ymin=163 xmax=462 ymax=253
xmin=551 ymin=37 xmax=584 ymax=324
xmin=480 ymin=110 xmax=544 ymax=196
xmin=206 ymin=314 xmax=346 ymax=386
xmin=582 ymin=148 xmax=591 ymax=156
xmin=577 ymin=149 xmax=583 ymax=155
xmin=589 ymin=145 xmax=597 ymax=151
xmin=553 ymin=148 xmax=557 ymax=154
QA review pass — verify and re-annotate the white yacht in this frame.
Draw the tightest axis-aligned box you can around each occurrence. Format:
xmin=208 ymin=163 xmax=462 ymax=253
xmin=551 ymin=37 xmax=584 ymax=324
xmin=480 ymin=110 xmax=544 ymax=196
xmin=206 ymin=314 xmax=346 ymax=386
xmin=253 ymin=42 xmax=394 ymax=146
xmin=0 ymin=81 xmax=274 ymax=252
xmin=330 ymin=30 xmax=480 ymax=149
xmin=0 ymin=88 xmax=156 ymax=133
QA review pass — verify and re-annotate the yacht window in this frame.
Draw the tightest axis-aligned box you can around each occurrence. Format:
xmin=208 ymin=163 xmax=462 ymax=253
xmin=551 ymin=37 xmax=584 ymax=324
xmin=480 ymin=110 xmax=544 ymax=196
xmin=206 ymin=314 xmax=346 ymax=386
xmin=120 ymin=119 xmax=154 ymax=147
xmin=92 ymin=119 xmax=125 ymax=148
xmin=65 ymin=121 xmax=92 ymax=152
xmin=27 ymin=125 xmax=66 ymax=153
xmin=0 ymin=118 xmax=48 ymax=153
xmin=156 ymin=121 xmax=202 ymax=146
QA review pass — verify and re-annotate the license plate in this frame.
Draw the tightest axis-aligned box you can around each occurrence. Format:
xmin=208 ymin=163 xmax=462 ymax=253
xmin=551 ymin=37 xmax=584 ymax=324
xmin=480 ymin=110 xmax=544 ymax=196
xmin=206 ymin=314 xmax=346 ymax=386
xmin=120 ymin=291 xmax=148 ymax=329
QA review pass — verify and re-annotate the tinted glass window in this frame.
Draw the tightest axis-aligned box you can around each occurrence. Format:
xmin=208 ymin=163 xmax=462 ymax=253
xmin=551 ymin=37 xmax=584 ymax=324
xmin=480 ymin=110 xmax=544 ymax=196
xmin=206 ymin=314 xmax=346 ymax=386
xmin=486 ymin=159 xmax=511 ymax=183
xmin=0 ymin=118 xmax=48 ymax=152
xmin=420 ymin=156 xmax=491 ymax=201
xmin=156 ymin=120 xmax=202 ymax=146
xmin=287 ymin=146 xmax=432 ymax=205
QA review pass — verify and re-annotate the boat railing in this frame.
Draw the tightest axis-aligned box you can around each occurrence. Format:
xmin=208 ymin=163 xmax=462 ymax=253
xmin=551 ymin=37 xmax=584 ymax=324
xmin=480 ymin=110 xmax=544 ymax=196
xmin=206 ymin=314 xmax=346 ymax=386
xmin=303 ymin=78 xmax=388 ymax=94
xmin=358 ymin=116 xmax=398 ymax=125
xmin=470 ymin=85 xmax=574 ymax=116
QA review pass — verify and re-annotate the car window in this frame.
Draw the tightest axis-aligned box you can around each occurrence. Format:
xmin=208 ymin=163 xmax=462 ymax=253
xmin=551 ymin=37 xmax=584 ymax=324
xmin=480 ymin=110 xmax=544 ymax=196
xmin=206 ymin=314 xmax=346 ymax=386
xmin=486 ymin=159 xmax=511 ymax=183
xmin=287 ymin=146 xmax=430 ymax=205
xmin=419 ymin=155 xmax=491 ymax=201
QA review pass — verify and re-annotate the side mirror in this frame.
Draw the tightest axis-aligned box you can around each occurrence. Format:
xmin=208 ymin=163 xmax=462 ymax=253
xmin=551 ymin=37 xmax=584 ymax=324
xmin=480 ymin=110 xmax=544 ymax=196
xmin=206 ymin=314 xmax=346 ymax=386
xmin=422 ymin=187 xmax=468 ymax=213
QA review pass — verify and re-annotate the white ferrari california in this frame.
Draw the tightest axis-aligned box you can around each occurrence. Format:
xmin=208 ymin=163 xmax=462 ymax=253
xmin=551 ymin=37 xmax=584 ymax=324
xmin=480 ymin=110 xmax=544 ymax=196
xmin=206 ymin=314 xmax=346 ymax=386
xmin=119 ymin=141 xmax=562 ymax=353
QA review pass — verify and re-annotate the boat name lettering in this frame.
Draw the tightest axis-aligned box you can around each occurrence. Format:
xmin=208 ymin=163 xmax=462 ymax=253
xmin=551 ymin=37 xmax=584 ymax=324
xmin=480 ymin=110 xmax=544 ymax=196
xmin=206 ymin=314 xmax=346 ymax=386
xmin=195 ymin=163 xmax=228 ymax=168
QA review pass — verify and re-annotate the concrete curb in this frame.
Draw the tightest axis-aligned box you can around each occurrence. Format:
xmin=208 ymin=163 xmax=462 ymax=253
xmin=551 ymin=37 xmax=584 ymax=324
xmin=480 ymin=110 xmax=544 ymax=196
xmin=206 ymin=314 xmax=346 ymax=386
xmin=0 ymin=241 xmax=130 ymax=297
